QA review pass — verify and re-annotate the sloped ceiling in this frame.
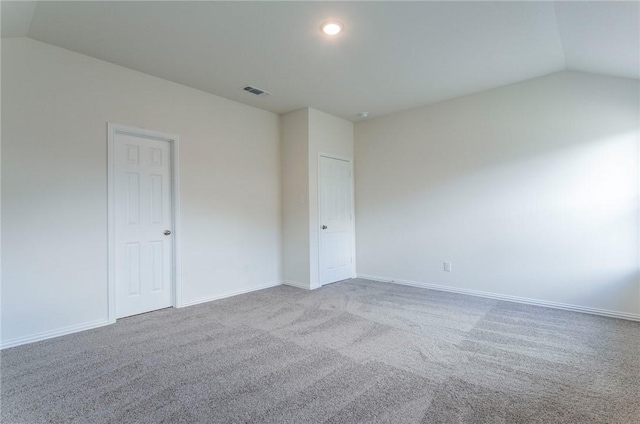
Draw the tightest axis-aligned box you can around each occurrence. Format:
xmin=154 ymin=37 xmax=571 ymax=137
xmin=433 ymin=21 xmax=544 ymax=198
xmin=554 ymin=1 xmax=639 ymax=80
xmin=2 ymin=1 xmax=638 ymax=121
xmin=1 ymin=1 xmax=35 ymax=38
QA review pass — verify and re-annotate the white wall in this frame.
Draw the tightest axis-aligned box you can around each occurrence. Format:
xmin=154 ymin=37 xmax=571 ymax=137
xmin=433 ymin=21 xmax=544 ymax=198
xmin=355 ymin=71 xmax=640 ymax=317
xmin=281 ymin=109 xmax=310 ymax=288
xmin=280 ymin=108 xmax=354 ymax=289
xmin=1 ymin=38 xmax=282 ymax=346
xmin=308 ymin=108 xmax=354 ymax=287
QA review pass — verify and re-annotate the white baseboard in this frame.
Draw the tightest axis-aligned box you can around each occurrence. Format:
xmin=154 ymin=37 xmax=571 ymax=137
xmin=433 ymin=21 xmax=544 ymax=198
xmin=282 ymin=280 xmax=310 ymax=290
xmin=1 ymin=318 xmax=112 ymax=350
xmin=180 ymin=280 xmax=282 ymax=308
xmin=2 ymin=281 xmax=284 ymax=350
xmin=357 ymin=273 xmax=640 ymax=322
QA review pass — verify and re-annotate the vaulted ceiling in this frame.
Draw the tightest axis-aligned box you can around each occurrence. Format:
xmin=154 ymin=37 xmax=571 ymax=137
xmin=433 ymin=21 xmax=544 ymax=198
xmin=2 ymin=1 xmax=638 ymax=121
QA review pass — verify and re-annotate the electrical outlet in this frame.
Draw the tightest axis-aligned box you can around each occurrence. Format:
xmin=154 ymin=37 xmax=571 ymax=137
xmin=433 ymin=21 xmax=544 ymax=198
xmin=444 ymin=262 xmax=452 ymax=272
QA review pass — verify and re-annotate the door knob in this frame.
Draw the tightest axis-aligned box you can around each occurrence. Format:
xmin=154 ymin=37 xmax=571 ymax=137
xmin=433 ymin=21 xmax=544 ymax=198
xmin=164 ymin=230 xmax=172 ymax=236
xmin=322 ymin=225 xmax=327 ymax=230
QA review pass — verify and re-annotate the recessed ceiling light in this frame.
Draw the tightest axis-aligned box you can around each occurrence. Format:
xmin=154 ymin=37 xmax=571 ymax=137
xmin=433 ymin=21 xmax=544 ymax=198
xmin=359 ymin=112 xmax=369 ymax=118
xmin=321 ymin=22 xmax=343 ymax=36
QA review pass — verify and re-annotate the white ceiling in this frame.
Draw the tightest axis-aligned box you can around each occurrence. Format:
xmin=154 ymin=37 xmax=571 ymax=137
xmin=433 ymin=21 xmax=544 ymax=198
xmin=2 ymin=1 xmax=638 ymax=121
xmin=1 ymin=1 xmax=36 ymax=38
xmin=554 ymin=1 xmax=639 ymax=80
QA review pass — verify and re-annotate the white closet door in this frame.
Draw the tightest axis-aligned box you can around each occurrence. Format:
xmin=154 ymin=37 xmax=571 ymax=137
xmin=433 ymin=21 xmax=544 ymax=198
xmin=319 ymin=156 xmax=353 ymax=285
xmin=114 ymin=133 xmax=173 ymax=318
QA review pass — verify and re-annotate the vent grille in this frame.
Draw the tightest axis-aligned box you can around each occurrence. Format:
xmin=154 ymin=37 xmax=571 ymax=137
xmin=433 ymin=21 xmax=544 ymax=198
xmin=243 ymin=86 xmax=271 ymax=97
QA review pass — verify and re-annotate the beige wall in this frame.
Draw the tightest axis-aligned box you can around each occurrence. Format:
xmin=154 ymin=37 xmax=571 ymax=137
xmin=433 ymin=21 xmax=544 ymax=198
xmin=281 ymin=108 xmax=354 ymax=288
xmin=1 ymin=38 xmax=283 ymax=346
xmin=4 ymin=36 xmax=637 ymax=349
xmin=354 ymin=71 xmax=640 ymax=317
xmin=308 ymin=108 xmax=354 ymax=287
xmin=281 ymin=109 xmax=310 ymax=287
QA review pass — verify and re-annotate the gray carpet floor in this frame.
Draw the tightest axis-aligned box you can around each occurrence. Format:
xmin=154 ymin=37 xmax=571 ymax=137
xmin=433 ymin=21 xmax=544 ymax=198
xmin=1 ymin=278 xmax=639 ymax=423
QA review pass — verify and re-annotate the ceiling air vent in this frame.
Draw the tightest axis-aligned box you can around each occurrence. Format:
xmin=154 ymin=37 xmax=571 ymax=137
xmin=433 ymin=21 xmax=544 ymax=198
xmin=243 ymin=85 xmax=271 ymax=97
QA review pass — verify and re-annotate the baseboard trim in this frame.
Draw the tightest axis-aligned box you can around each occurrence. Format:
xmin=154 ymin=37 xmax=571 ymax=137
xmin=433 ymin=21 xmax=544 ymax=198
xmin=1 ymin=318 xmax=112 ymax=350
xmin=282 ymin=280 xmax=310 ymax=290
xmin=180 ymin=281 xmax=282 ymax=308
xmin=357 ymin=274 xmax=640 ymax=322
xmin=2 ymin=281 xmax=284 ymax=350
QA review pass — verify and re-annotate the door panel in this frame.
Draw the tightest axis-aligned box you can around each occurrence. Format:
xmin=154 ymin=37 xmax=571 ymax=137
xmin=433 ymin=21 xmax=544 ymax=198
xmin=319 ymin=156 xmax=353 ymax=285
xmin=115 ymin=133 xmax=172 ymax=318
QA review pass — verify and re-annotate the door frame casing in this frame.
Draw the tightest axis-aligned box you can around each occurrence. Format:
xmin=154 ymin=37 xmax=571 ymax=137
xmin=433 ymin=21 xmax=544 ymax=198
xmin=107 ymin=123 xmax=183 ymax=323
xmin=317 ymin=152 xmax=357 ymax=286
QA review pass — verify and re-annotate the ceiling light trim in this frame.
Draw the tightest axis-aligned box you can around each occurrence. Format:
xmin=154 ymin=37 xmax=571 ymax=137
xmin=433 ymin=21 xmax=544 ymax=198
xmin=321 ymin=21 xmax=343 ymax=36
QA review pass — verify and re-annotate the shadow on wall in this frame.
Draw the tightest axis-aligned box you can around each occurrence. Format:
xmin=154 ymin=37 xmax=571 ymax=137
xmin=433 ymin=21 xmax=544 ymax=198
xmin=575 ymin=270 xmax=639 ymax=314
xmin=356 ymin=127 xmax=640 ymax=312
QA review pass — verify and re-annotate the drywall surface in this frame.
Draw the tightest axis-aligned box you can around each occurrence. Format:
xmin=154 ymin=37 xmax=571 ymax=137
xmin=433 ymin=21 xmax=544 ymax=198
xmin=1 ymin=38 xmax=282 ymax=345
xmin=281 ymin=109 xmax=310 ymax=288
xmin=280 ymin=108 xmax=354 ymax=289
xmin=308 ymin=108 xmax=354 ymax=287
xmin=355 ymin=71 xmax=640 ymax=316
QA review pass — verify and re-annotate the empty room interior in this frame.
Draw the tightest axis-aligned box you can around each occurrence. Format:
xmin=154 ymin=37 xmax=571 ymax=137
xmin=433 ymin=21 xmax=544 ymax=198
xmin=1 ymin=1 xmax=639 ymax=423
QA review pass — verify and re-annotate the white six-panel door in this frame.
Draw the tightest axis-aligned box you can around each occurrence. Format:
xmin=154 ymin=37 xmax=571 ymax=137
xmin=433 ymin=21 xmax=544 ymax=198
xmin=114 ymin=133 xmax=173 ymax=318
xmin=319 ymin=156 xmax=353 ymax=285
